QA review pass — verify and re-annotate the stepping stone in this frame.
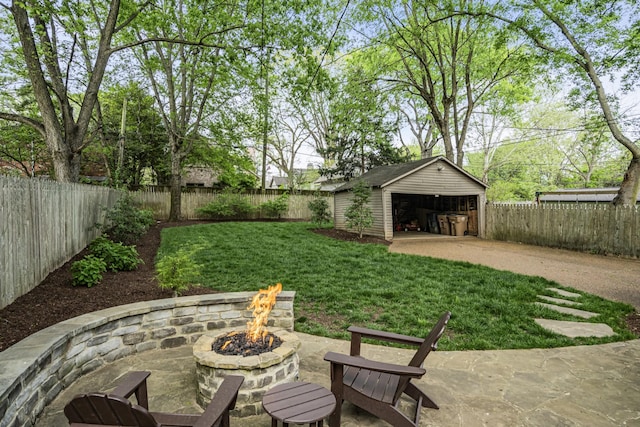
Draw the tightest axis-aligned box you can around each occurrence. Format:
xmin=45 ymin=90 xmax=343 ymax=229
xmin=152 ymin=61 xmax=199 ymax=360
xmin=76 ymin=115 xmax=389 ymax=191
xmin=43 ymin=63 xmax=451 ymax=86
xmin=535 ymin=318 xmax=615 ymax=338
xmin=547 ymin=287 xmax=581 ymax=299
xmin=535 ymin=302 xmax=599 ymax=319
xmin=538 ymin=295 xmax=582 ymax=306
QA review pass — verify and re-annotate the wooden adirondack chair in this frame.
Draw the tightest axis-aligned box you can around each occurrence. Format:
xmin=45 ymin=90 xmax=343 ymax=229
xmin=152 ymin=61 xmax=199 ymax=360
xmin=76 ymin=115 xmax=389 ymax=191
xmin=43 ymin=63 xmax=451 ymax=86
xmin=324 ymin=311 xmax=451 ymax=427
xmin=64 ymin=371 xmax=243 ymax=427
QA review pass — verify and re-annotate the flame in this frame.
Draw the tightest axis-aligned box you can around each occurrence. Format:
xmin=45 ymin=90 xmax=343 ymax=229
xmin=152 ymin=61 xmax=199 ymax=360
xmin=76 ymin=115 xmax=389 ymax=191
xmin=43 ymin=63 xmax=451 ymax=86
xmin=221 ymin=340 xmax=232 ymax=351
xmin=246 ymin=283 xmax=282 ymax=342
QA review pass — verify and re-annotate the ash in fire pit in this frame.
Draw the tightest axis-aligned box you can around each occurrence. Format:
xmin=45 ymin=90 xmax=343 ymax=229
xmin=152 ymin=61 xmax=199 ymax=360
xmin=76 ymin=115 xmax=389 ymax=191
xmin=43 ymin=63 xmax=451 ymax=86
xmin=212 ymin=331 xmax=283 ymax=356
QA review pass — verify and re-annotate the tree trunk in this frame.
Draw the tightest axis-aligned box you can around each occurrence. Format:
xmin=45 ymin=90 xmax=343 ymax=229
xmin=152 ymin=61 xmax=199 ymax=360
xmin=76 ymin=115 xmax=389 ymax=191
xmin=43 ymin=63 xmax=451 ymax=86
xmin=612 ymin=157 xmax=640 ymax=207
xmin=168 ymin=145 xmax=182 ymax=221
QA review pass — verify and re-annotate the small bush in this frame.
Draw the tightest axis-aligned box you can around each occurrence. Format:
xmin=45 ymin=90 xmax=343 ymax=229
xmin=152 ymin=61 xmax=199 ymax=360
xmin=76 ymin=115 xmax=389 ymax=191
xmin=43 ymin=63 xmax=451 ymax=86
xmin=196 ymin=190 xmax=255 ymax=219
xmin=71 ymin=255 xmax=107 ymax=287
xmin=260 ymin=193 xmax=289 ymax=218
xmin=100 ymin=194 xmax=154 ymax=245
xmin=156 ymin=250 xmax=201 ymax=296
xmin=89 ymin=236 xmax=143 ymax=271
xmin=308 ymin=196 xmax=332 ymax=226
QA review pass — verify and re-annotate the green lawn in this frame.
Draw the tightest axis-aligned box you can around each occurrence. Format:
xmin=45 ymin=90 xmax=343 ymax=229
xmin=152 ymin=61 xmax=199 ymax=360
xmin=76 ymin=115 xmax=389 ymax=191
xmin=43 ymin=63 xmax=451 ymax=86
xmin=157 ymin=222 xmax=636 ymax=351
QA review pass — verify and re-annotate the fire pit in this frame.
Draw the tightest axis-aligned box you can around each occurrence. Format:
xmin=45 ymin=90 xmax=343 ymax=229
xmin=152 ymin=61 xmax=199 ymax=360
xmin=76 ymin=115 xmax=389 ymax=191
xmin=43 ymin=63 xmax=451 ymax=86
xmin=193 ymin=284 xmax=301 ymax=416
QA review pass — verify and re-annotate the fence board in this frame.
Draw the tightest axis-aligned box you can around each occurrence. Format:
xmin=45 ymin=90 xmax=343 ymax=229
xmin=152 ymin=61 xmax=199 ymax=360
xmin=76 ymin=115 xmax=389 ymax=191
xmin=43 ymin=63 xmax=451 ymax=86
xmin=0 ymin=177 xmax=121 ymax=309
xmin=486 ymin=203 xmax=639 ymax=258
xmin=131 ymin=189 xmax=335 ymax=221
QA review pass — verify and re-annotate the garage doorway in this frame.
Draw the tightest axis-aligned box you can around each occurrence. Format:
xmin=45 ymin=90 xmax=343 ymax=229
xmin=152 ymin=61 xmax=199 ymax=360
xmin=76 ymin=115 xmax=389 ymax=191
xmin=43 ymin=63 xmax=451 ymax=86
xmin=392 ymin=194 xmax=479 ymax=236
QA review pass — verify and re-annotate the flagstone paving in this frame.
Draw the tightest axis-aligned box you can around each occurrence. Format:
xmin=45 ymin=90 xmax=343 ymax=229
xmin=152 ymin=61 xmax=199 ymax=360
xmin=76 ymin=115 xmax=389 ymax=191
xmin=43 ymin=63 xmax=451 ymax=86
xmin=534 ymin=288 xmax=616 ymax=338
xmin=35 ymin=333 xmax=640 ymax=427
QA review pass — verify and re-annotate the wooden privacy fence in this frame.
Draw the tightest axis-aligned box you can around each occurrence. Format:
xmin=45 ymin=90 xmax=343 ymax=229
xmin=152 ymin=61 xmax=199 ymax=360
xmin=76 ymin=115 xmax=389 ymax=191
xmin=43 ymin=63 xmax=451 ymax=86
xmin=130 ymin=189 xmax=334 ymax=220
xmin=0 ymin=177 xmax=121 ymax=309
xmin=486 ymin=203 xmax=640 ymax=258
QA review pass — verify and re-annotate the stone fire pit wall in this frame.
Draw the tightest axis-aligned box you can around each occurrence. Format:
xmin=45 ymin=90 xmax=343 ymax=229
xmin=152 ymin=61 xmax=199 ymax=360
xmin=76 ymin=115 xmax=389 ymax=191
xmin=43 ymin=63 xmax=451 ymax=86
xmin=0 ymin=291 xmax=295 ymax=427
xmin=193 ymin=329 xmax=301 ymax=417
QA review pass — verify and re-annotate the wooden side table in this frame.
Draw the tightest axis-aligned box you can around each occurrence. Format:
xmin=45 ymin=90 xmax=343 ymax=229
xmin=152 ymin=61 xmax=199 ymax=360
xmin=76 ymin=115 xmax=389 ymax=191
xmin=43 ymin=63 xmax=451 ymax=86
xmin=262 ymin=382 xmax=336 ymax=427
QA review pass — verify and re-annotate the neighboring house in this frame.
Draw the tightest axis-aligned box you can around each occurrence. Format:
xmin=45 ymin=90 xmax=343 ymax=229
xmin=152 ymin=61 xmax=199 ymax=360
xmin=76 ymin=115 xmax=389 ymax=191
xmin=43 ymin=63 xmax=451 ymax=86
xmin=268 ymin=176 xmax=289 ymax=189
xmin=313 ymin=174 xmax=346 ymax=192
xmin=183 ymin=166 xmax=218 ymax=187
xmin=535 ymin=188 xmax=640 ymax=204
xmin=333 ymin=156 xmax=488 ymax=240
xmin=268 ymin=165 xmax=320 ymax=190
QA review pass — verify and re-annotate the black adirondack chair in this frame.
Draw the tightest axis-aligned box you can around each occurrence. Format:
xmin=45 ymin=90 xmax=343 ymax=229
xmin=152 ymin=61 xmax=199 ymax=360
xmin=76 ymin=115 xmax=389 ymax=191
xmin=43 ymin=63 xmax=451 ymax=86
xmin=64 ymin=371 xmax=243 ymax=427
xmin=324 ymin=311 xmax=451 ymax=427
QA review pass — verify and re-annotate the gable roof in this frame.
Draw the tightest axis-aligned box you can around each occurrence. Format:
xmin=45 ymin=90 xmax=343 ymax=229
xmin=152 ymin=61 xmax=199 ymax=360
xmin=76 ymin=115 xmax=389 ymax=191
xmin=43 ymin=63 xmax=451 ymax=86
xmin=334 ymin=156 xmax=487 ymax=193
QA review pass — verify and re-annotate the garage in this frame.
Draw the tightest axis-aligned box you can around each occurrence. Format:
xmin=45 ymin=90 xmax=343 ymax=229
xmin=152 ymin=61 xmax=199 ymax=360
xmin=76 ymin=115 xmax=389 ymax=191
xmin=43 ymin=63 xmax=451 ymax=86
xmin=333 ymin=156 xmax=488 ymax=240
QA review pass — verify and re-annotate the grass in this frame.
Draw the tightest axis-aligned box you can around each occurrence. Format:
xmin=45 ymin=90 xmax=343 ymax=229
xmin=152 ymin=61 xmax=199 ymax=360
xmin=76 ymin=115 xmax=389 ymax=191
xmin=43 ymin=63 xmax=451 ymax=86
xmin=157 ymin=222 xmax=636 ymax=351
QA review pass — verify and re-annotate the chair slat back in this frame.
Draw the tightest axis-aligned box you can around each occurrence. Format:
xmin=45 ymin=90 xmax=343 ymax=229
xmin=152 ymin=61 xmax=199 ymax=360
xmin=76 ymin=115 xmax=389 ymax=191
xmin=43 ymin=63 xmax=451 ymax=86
xmin=393 ymin=311 xmax=451 ymax=403
xmin=64 ymin=393 xmax=159 ymax=427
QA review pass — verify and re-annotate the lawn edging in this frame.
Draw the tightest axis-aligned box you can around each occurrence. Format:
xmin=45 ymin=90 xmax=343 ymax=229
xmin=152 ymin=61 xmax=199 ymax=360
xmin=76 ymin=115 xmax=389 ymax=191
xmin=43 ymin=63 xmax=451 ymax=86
xmin=0 ymin=291 xmax=295 ymax=427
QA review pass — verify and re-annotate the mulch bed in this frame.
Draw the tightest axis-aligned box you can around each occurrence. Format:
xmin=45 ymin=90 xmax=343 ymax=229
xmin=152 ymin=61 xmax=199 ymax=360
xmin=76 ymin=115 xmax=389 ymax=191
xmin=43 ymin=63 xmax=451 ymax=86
xmin=0 ymin=222 xmax=637 ymax=352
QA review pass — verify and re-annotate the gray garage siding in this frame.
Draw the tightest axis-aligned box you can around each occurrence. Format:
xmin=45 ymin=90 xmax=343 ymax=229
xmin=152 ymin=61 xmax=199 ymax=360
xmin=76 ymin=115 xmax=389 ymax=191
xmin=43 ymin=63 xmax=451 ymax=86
xmin=384 ymin=162 xmax=485 ymax=196
xmin=334 ymin=188 xmax=385 ymax=237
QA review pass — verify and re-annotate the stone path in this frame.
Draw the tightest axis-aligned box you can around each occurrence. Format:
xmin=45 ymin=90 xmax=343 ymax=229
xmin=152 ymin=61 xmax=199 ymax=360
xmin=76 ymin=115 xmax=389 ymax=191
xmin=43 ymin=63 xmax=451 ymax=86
xmin=534 ymin=288 xmax=615 ymax=338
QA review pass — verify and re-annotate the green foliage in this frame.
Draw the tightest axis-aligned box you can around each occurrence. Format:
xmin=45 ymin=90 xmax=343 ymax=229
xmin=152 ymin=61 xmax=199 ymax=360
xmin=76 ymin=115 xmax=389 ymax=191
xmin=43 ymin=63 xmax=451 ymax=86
xmin=196 ymin=190 xmax=256 ymax=219
xmin=260 ymin=193 xmax=289 ymax=218
xmin=344 ymin=180 xmax=374 ymax=238
xmin=156 ymin=249 xmax=201 ymax=296
xmin=92 ymin=82 xmax=170 ymax=188
xmin=101 ymin=194 xmax=154 ymax=245
xmin=308 ymin=196 xmax=332 ymax=226
xmin=71 ymin=255 xmax=107 ymax=287
xmin=89 ymin=236 xmax=143 ymax=272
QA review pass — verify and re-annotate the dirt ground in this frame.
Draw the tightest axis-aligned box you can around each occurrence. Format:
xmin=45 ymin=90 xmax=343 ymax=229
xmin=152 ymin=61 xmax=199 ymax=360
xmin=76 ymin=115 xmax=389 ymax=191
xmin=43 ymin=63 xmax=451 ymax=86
xmin=390 ymin=233 xmax=640 ymax=310
xmin=1 ymin=224 xmax=638 ymax=353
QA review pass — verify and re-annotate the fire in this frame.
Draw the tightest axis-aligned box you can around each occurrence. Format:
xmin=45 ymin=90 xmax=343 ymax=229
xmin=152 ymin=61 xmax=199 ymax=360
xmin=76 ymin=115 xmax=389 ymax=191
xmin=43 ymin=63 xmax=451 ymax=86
xmin=246 ymin=283 xmax=282 ymax=342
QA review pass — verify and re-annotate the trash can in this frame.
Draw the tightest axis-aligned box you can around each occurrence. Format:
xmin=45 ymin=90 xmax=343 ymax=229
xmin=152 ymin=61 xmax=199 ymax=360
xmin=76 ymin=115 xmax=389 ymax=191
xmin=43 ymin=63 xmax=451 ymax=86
xmin=437 ymin=214 xmax=451 ymax=235
xmin=448 ymin=214 xmax=468 ymax=236
xmin=428 ymin=213 xmax=439 ymax=234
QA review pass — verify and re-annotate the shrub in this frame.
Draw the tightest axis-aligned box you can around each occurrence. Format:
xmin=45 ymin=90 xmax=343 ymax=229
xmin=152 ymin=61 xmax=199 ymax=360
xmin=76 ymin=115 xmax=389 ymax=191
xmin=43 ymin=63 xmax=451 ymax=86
xmin=89 ymin=236 xmax=143 ymax=271
xmin=196 ymin=190 xmax=255 ymax=219
xmin=100 ymin=194 xmax=154 ymax=245
xmin=308 ymin=196 xmax=332 ymax=226
xmin=344 ymin=180 xmax=373 ymax=238
xmin=156 ymin=250 xmax=201 ymax=297
xmin=260 ymin=193 xmax=289 ymax=218
xmin=71 ymin=255 xmax=107 ymax=287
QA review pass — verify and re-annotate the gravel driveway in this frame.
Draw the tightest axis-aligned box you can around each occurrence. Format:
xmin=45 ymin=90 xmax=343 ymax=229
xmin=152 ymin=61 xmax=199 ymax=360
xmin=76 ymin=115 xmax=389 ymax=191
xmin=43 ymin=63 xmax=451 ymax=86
xmin=390 ymin=235 xmax=640 ymax=310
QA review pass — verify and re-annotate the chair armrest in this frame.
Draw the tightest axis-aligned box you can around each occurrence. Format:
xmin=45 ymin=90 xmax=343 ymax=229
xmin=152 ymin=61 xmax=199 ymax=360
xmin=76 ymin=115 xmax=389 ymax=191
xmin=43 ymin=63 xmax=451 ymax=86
xmin=348 ymin=326 xmax=424 ymax=346
xmin=193 ymin=375 xmax=244 ymax=427
xmin=347 ymin=326 xmax=424 ymax=356
xmin=324 ymin=352 xmax=425 ymax=378
xmin=111 ymin=371 xmax=151 ymax=408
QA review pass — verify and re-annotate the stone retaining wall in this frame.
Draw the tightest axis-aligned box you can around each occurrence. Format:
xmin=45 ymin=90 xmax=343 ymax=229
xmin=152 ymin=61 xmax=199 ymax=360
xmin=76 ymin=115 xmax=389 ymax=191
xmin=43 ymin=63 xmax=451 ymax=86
xmin=0 ymin=291 xmax=295 ymax=427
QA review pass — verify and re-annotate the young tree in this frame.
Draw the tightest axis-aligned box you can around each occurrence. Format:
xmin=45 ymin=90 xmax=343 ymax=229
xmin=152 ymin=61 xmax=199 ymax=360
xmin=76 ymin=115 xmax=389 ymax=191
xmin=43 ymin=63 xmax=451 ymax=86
xmin=344 ymin=179 xmax=374 ymax=238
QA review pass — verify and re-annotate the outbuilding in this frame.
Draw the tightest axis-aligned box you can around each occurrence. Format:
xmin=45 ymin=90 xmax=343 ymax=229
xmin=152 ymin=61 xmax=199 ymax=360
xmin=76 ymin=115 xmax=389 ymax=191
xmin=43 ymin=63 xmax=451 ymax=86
xmin=333 ymin=156 xmax=488 ymax=240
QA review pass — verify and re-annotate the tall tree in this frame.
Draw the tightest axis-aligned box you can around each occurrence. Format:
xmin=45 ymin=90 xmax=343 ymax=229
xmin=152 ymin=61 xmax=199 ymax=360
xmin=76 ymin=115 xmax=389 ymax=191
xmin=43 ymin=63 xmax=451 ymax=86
xmin=358 ymin=0 xmax=538 ymax=167
xmin=320 ymin=63 xmax=411 ymax=178
xmin=130 ymin=0 xmax=243 ymax=220
xmin=0 ymin=0 xmax=151 ymax=182
xmin=466 ymin=0 xmax=640 ymax=205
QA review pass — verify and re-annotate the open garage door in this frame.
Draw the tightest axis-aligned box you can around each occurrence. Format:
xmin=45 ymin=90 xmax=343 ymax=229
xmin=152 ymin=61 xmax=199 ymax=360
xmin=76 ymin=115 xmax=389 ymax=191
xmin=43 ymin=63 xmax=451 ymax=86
xmin=392 ymin=194 xmax=479 ymax=236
